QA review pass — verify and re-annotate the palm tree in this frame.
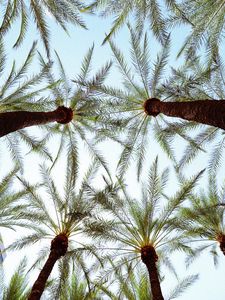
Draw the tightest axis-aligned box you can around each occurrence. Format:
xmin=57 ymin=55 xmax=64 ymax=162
xmin=41 ymin=46 xmax=112 ymax=173
xmin=0 ymin=40 xmax=110 ymax=172
xmin=89 ymin=26 xmax=222 ymax=177
xmin=86 ymin=158 xmax=203 ymax=300
xmin=8 ymin=157 xmax=104 ymax=300
xmin=0 ymin=0 xmax=88 ymax=56
xmin=179 ymin=173 xmax=225 ymax=267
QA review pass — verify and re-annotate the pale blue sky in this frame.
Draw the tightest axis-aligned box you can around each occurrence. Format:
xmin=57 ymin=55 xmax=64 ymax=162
xmin=0 ymin=6 xmax=225 ymax=300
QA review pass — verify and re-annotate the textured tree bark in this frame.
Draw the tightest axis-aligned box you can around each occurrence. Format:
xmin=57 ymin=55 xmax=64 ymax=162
xmin=141 ymin=245 xmax=164 ymax=300
xmin=0 ymin=106 xmax=73 ymax=137
xmin=28 ymin=234 xmax=68 ymax=300
xmin=144 ymin=98 xmax=225 ymax=130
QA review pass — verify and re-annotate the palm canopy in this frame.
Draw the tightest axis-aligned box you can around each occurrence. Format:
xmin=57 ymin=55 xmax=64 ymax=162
xmin=179 ymin=173 xmax=225 ymax=267
xmin=0 ymin=0 xmax=89 ymax=57
xmin=8 ymin=157 xmax=104 ymax=298
xmin=170 ymin=0 xmax=225 ymax=60
xmin=41 ymin=45 xmax=112 ymax=175
xmin=89 ymin=26 xmax=200 ymax=178
xmin=90 ymin=0 xmax=181 ymax=45
xmin=0 ymin=40 xmax=111 ymax=172
xmin=86 ymin=157 xmax=203 ymax=298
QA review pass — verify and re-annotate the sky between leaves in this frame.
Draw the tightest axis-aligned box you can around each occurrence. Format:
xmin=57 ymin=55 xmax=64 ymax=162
xmin=0 ymin=4 xmax=225 ymax=300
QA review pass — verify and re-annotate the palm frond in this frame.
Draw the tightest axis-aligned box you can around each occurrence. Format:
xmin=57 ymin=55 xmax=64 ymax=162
xmin=3 ymin=257 xmax=29 ymax=300
xmin=102 ymin=5 xmax=130 ymax=44
xmin=78 ymin=44 xmax=95 ymax=82
xmin=151 ymin=34 xmax=170 ymax=96
xmin=13 ymin=1 xmax=28 ymax=48
xmin=167 ymin=274 xmax=199 ymax=300
xmin=0 ymin=0 xmax=88 ymax=56
xmin=148 ymin=0 xmax=168 ymax=44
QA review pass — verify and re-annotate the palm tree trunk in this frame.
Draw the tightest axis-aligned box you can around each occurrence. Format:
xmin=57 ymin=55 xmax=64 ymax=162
xmin=141 ymin=245 xmax=164 ymax=300
xmin=217 ymin=234 xmax=225 ymax=255
xmin=220 ymin=243 xmax=225 ymax=255
xmin=144 ymin=98 xmax=225 ymax=130
xmin=28 ymin=233 xmax=68 ymax=300
xmin=0 ymin=106 xmax=73 ymax=137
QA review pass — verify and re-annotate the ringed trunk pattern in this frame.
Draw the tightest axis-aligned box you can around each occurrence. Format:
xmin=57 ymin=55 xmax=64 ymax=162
xmin=28 ymin=233 xmax=68 ymax=300
xmin=0 ymin=106 xmax=73 ymax=137
xmin=141 ymin=245 xmax=164 ymax=300
xmin=144 ymin=98 xmax=225 ymax=130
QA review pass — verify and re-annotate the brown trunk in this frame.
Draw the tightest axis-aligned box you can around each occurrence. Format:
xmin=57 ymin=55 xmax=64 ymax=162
xmin=0 ymin=106 xmax=73 ymax=137
xmin=141 ymin=245 xmax=164 ymax=300
xmin=144 ymin=98 xmax=225 ymax=130
xmin=220 ymin=242 xmax=225 ymax=255
xmin=28 ymin=233 xmax=68 ymax=300
xmin=217 ymin=234 xmax=225 ymax=255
